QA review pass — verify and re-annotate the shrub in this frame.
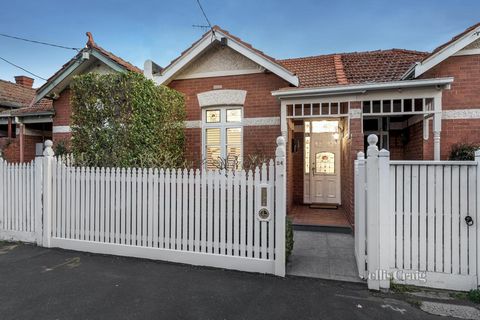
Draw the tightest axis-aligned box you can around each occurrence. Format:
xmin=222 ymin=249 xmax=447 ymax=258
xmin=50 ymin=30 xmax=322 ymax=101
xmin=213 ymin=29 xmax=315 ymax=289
xmin=70 ymin=72 xmax=185 ymax=168
xmin=468 ymin=289 xmax=480 ymax=304
xmin=449 ymin=143 xmax=480 ymax=161
xmin=286 ymin=217 xmax=294 ymax=261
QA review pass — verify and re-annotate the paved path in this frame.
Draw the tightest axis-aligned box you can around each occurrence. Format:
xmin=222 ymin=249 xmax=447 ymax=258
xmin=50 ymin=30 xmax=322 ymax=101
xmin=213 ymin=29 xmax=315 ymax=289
xmin=287 ymin=231 xmax=361 ymax=282
xmin=0 ymin=242 xmax=452 ymax=320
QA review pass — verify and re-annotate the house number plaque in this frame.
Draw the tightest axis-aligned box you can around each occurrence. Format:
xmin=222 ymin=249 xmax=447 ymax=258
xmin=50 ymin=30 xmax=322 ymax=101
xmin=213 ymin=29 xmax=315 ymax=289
xmin=258 ymin=208 xmax=270 ymax=220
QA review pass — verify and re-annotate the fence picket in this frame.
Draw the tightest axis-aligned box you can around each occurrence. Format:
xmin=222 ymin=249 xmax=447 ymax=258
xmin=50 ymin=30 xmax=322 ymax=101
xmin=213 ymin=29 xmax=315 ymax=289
xmin=443 ymin=166 xmax=452 ymax=274
xmin=0 ymin=138 xmax=290 ymax=278
xmin=451 ymin=166 xmax=460 ymax=274
xmin=435 ymin=165 xmax=443 ymax=272
xmin=459 ymin=166 xmax=468 ymax=274
xmin=410 ymin=165 xmax=419 ymax=271
xmin=159 ymin=169 xmax=165 ymax=249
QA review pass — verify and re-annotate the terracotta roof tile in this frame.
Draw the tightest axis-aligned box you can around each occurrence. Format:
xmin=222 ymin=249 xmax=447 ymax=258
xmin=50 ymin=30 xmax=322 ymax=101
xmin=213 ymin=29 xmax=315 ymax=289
xmin=278 ymin=49 xmax=428 ymax=88
xmin=279 ymin=54 xmax=338 ymax=87
xmin=37 ymin=34 xmax=142 ymax=95
xmin=0 ymin=79 xmax=37 ymax=108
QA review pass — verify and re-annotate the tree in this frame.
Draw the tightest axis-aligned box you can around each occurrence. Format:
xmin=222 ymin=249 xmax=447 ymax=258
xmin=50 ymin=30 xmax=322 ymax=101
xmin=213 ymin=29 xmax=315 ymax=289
xmin=70 ymin=72 xmax=185 ymax=168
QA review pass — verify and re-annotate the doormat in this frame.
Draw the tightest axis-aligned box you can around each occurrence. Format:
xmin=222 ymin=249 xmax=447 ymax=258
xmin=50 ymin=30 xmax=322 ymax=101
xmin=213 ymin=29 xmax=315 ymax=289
xmin=309 ymin=204 xmax=338 ymax=210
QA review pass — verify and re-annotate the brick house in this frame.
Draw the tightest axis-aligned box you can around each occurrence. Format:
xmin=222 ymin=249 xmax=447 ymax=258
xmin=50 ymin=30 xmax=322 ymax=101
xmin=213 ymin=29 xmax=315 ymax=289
xmin=3 ymin=23 xmax=480 ymax=227
xmin=0 ymin=76 xmax=52 ymax=162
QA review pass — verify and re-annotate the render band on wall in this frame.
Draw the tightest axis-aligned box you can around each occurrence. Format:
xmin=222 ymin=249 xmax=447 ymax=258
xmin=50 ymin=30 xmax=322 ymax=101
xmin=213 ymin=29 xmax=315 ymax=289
xmin=197 ymin=89 xmax=247 ymax=107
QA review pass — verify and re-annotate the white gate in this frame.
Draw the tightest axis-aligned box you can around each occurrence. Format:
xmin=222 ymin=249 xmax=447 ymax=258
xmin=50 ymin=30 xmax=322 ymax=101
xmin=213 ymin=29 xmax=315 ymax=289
xmin=0 ymin=159 xmax=42 ymax=243
xmin=0 ymin=138 xmax=287 ymax=277
xmin=355 ymin=134 xmax=480 ymax=291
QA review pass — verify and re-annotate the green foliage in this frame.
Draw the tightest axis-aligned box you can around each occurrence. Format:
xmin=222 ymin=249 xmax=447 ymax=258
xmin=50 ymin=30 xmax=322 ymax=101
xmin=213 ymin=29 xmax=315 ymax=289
xmin=70 ymin=72 xmax=185 ymax=168
xmin=449 ymin=143 xmax=480 ymax=161
xmin=286 ymin=217 xmax=294 ymax=261
xmin=54 ymin=139 xmax=70 ymax=157
xmin=467 ymin=289 xmax=480 ymax=304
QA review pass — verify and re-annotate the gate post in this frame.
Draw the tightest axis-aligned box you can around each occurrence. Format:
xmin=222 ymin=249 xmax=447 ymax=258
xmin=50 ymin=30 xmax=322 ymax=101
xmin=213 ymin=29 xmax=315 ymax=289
xmin=275 ymin=136 xmax=286 ymax=277
xmin=378 ymin=148 xmax=392 ymax=290
xmin=34 ymin=153 xmax=44 ymax=245
xmin=476 ymin=150 xmax=480 ymax=287
xmin=42 ymin=140 xmax=55 ymax=248
xmin=354 ymin=152 xmax=366 ymax=278
xmin=366 ymin=134 xmax=380 ymax=290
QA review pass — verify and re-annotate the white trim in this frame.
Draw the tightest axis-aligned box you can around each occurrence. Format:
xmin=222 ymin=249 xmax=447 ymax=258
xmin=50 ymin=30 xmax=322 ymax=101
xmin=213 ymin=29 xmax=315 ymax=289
xmin=453 ymin=48 xmax=480 ymax=56
xmin=152 ymin=29 xmax=298 ymax=86
xmin=201 ymin=107 xmax=244 ymax=169
xmin=186 ymin=117 xmax=280 ymax=129
xmin=243 ymin=117 xmax=280 ymax=126
xmin=176 ymin=69 xmax=263 ymax=80
xmin=272 ymin=78 xmax=453 ymax=99
xmin=197 ymin=89 xmax=247 ymax=107
xmin=185 ymin=120 xmax=201 ymax=128
xmin=52 ymin=126 xmax=72 ymax=133
xmin=414 ymin=25 xmax=480 ymax=78
xmin=442 ymin=108 xmax=480 ymax=119
xmin=349 ymin=109 xmax=362 ymax=119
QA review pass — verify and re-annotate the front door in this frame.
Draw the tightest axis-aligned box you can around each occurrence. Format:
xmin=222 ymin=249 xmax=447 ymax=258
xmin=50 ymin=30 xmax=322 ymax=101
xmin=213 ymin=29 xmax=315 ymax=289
xmin=307 ymin=121 xmax=341 ymax=204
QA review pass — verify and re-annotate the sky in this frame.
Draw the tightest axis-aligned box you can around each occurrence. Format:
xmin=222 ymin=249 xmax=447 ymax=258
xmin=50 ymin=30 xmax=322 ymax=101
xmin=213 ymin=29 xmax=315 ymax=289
xmin=0 ymin=0 xmax=479 ymax=87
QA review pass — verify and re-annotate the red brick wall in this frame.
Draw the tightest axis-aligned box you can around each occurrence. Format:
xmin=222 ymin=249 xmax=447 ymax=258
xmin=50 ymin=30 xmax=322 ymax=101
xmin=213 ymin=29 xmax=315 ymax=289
xmin=0 ymin=135 xmax=43 ymax=163
xmin=341 ymin=103 xmax=363 ymax=226
xmin=292 ymin=131 xmax=304 ymax=205
xmin=420 ymin=54 xmax=480 ymax=159
xmin=169 ymin=73 xmax=288 ymax=121
xmin=169 ymin=73 xmax=288 ymax=166
xmin=389 ymin=122 xmax=424 ymax=160
xmin=0 ymin=137 xmax=20 ymax=162
xmin=53 ymin=89 xmax=72 ymax=126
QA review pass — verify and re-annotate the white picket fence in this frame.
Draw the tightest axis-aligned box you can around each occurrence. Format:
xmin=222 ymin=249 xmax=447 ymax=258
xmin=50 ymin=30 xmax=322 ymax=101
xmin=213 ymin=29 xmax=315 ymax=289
xmin=355 ymin=134 xmax=480 ymax=291
xmin=0 ymin=139 xmax=287 ymax=276
xmin=0 ymin=159 xmax=42 ymax=243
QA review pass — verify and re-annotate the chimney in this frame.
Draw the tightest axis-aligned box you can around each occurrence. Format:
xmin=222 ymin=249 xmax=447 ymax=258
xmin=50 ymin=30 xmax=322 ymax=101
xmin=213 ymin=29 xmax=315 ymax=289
xmin=14 ymin=76 xmax=34 ymax=88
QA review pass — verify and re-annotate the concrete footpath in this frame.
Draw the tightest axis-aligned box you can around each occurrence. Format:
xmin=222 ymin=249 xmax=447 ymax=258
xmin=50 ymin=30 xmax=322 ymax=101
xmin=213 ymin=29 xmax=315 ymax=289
xmin=0 ymin=242 xmax=456 ymax=320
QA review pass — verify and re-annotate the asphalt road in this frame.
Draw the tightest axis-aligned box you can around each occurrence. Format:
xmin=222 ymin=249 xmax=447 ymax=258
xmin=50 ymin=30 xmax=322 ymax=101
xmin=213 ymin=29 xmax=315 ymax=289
xmin=0 ymin=242 xmax=452 ymax=320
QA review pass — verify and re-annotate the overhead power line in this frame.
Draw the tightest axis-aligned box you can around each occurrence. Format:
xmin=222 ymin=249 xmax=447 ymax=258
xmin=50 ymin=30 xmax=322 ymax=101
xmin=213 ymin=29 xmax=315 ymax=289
xmin=0 ymin=56 xmax=47 ymax=81
xmin=0 ymin=33 xmax=81 ymax=51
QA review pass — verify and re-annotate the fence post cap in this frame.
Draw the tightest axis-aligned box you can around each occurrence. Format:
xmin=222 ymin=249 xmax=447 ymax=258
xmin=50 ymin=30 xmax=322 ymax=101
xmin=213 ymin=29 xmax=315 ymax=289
xmin=276 ymin=136 xmax=285 ymax=146
xmin=43 ymin=140 xmax=55 ymax=157
xmin=357 ymin=151 xmax=365 ymax=160
xmin=379 ymin=149 xmax=390 ymax=157
xmin=367 ymin=134 xmax=378 ymax=146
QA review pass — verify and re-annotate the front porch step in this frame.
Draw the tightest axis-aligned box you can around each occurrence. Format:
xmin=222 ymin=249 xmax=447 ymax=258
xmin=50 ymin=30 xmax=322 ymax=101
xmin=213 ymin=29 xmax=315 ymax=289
xmin=292 ymin=223 xmax=352 ymax=234
xmin=309 ymin=203 xmax=339 ymax=210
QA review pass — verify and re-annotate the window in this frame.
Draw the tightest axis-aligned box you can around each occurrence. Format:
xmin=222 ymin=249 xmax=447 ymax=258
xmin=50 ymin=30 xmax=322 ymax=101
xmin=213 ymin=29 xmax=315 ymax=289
xmin=203 ymin=107 xmax=243 ymax=170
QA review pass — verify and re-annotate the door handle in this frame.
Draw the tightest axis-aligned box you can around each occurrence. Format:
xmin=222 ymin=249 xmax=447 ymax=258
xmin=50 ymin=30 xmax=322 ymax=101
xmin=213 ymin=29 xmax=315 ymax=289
xmin=465 ymin=216 xmax=474 ymax=226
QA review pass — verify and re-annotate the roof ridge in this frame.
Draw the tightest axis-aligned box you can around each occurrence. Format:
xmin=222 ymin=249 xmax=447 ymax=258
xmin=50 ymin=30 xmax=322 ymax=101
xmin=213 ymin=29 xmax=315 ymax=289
xmin=278 ymin=48 xmax=429 ymax=62
xmin=333 ymin=54 xmax=348 ymax=85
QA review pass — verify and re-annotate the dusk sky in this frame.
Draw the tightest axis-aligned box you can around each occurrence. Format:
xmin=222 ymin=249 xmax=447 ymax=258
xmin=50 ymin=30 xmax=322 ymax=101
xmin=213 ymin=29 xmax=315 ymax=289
xmin=0 ymin=0 xmax=478 ymax=87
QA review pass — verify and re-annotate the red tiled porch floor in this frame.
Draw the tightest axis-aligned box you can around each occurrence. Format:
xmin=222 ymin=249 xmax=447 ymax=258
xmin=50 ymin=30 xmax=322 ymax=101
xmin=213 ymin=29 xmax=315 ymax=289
xmin=288 ymin=205 xmax=351 ymax=228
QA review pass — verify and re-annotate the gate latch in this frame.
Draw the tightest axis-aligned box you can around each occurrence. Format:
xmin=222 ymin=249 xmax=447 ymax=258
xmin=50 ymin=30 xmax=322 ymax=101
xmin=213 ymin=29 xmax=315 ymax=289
xmin=465 ymin=215 xmax=474 ymax=227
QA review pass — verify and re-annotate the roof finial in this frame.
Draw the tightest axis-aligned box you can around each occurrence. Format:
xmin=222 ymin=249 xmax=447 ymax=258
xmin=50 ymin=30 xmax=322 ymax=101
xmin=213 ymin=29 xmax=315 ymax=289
xmin=86 ymin=32 xmax=95 ymax=48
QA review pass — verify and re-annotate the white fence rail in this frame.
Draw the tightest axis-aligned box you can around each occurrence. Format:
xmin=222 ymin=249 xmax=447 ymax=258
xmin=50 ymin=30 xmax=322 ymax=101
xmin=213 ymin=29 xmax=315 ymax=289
xmin=0 ymin=138 xmax=287 ymax=276
xmin=0 ymin=159 xmax=41 ymax=243
xmin=355 ymin=134 xmax=480 ymax=291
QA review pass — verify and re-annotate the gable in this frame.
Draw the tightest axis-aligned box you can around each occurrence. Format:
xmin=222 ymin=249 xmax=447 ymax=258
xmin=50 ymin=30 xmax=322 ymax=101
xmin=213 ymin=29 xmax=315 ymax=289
xmin=149 ymin=26 xmax=298 ymax=86
xmin=414 ymin=23 xmax=480 ymax=78
xmin=454 ymin=38 xmax=480 ymax=56
xmin=175 ymin=43 xmax=265 ymax=80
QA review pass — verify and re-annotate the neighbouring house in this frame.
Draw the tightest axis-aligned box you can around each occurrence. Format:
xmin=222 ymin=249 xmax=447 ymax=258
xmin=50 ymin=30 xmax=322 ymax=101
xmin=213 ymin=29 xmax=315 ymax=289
xmin=3 ymin=23 xmax=480 ymax=227
xmin=0 ymin=32 xmax=141 ymax=163
xmin=0 ymin=76 xmax=53 ymax=162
